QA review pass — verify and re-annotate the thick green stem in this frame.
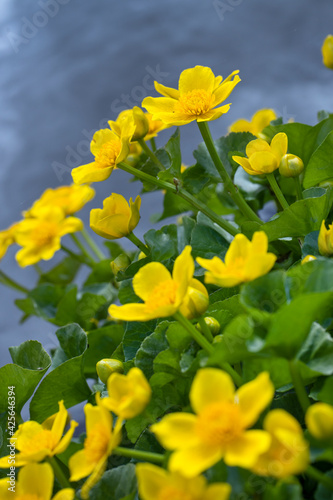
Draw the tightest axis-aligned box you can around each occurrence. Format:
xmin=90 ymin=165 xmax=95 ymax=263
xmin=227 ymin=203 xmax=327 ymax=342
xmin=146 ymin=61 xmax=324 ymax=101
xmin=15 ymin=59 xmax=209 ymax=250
xmin=138 ymin=138 xmax=165 ymax=170
xmin=150 ymin=138 xmax=157 ymax=151
xmin=119 ymin=162 xmax=239 ymax=237
xmin=113 ymin=446 xmax=164 ymax=464
xmin=81 ymin=227 xmax=106 ymax=260
xmin=0 ymin=270 xmax=28 ymax=294
xmin=306 ymin=465 xmax=333 ymax=492
xmin=288 ymin=360 xmax=311 ymax=412
xmin=70 ymin=233 xmax=96 ymax=265
xmin=197 ymin=121 xmax=262 ymax=224
xmin=174 ymin=311 xmax=242 ymax=386
xmin=126 ymin=232 xmax=150 ymax=256
xmin=266 ymin=173 xmax=289 ymax=210
xmin=294 ymin=176 xmax=303 ymax=200
xmin=198 ymin=316 xmax=214 ymax=343
xmin=47 ymin=456 xmax=72 ymax=489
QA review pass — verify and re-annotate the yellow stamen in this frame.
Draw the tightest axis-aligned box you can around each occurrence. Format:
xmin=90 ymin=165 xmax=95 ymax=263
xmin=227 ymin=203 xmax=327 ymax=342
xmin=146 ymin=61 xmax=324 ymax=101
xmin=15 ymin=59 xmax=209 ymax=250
xmin=145 ymin=280 xmax=179 ymax=311
xmin=196 ymin=401 xmax=244 ymax=445
xmin=178 ymin=89 xmax=215 ymax=116
xmin=32 ymin=223 xmax=57 ymax=247
xmin=84 ymin=425 xmax=109 ymax=463
xmin=94 ymin=140 xmax=122 ymax=169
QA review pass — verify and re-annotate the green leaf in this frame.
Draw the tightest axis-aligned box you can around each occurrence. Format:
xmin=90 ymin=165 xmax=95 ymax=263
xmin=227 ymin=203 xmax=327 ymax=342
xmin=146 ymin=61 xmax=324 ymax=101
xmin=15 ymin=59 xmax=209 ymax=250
xmin=84 ymin=260 xmax=114 ymax=285
xmin=182 ymin=163 xmax=210 ymax=194
xmin=144 ymin=224 xmax=178 ymax=261
xmin=263 ymin=479 xmax=304 ymax=500
xmin=89 ymin=464 xmax=137 ymax=500
xmin=83 ymin=325 xmax=124 ymax=377
xmin=15 ymin=284 xmax=69 ymax=322
xmin=314 ymin=469 xmax=333 ymax=500
xmin=38 ymin=256 xmax=81 ymax=285
xmin=164 ymin=128 xmax=181 ymax=175
xmin=0 ymin=341 xmax=51 ymax=414
xmin=190 ymin=224 xmax=229 ymax=259
xmin=29 ymin=324 xmax=91 ymax=422
xmin=123 ymin=320 xmax=157 ymax=361
xmin=241 ymin=271 xmax=287 ymax=313
xmin=158 ymin=190 xmax=192 ymax=221
xmin=304 ymin=131 xmax=333 ymax=188
xmin=118 ymin=279 xmax=140 ymax=305
xmin=318 ymin=376 xmax=333 ymax=405
xmin=135 ymin=322 xmax=169 ymax=378
xmin=297 ymin=322 xmax=333 ymax=375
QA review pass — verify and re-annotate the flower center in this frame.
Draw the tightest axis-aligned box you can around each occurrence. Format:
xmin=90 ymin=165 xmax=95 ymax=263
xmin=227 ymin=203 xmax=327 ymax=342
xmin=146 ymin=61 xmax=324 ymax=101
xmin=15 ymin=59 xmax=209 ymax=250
xmin=196 ymin=401 xmax=244 ymax=446
xmin=20 ymin=430 xmax=58 ymax=454
xmin=159 ymin=487 xmax=193 ymax=500
xmin=145 ymin=280 xmax=179 ymax=311
xmin=178 ymin=89 xmax=215 ymax=116
xmin=84 ymin=425 xmax=110 ymax=464
xmin=32 ymin=222 xmax=58 ymax=247
xmin=94 ymin=139 xmax=122 ymax=169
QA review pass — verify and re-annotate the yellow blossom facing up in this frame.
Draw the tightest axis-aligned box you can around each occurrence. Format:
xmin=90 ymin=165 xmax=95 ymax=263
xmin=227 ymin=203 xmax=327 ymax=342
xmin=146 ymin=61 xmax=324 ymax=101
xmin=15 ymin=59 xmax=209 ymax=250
xmin=0 ymin=401 xmax=78 ymax=468
xmin=318 ymin=220 xmax=333 ymax=256
xmin=108 ymin=246 xmax=196 ymax=321
xmin=0 ymin=462 xmax=75 ymax=500
xmin=197 ymin=232 xmax=276 ymax=287
xmin=0 ymin=223 xmax=18 ymax=260
xmin=136 ymin=463 xmax=231 ymax=500
xmin=90 ymin=193 xmax=141 ymax=240
xmin=100 ymin=367 xmax=152 ymax=419
xmin=109 ymin=107 xmax=149 ymax=142
xmin=144 ymin=112 xmax=171 ymax=140
xmin=322 ymin=35 xmax=333 ymax=69
xmin=14 ymin=206 xmax=83 ymax=267
xmin=306 ymin=402 xmax=333 ymax=441
xmin=232 ymin=132 xmax=288 ymax=176
xmin=69 ymin=398 xmax=121 ymax=500
xmin=301 ymin=255 xmax=317 ymax=265
xmin=25 ymin=184 xmax=95 ymax=217
xmin=251 ymin=409 xmax=309 ymax=478
xmin=71 ymin=115 xmax=136 ymax=185
xmin=151 ymin=369 xmax=274 ymax=477
xmin=229 ymin=109 xmax=277 ymax=138
xmin=142 ymin=66 xmax=240 ymax=126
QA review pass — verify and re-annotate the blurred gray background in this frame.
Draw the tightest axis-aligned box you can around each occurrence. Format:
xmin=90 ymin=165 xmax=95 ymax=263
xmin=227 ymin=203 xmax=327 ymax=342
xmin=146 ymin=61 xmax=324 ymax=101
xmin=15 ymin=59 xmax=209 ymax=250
xmin=0 ymin=0 xmax=332 ymax=366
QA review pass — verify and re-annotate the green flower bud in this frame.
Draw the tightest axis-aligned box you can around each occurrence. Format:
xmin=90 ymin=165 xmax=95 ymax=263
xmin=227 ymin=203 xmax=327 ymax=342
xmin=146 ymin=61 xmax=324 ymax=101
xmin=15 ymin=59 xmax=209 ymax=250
xmin=196 ymin=316 xmax=221 ymax=336
xmin=279 ymin=154 xmax=304 ymax=178
xmin=212 ymin=334 xmax=224 ymax=344
xmin=111 ymin=253 xmax=131 ymax=275
xmin=96 ymin=358 xmax=124 ymax=384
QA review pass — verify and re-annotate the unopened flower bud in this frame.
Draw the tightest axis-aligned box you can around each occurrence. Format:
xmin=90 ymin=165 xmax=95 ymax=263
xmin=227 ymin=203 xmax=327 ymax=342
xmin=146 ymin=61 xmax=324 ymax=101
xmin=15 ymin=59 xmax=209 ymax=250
xmin=301 ymin=255 xmax=316 ymax=265
xmin=131 ymin=107 xmax=150 ymax=141
xmin=213 ymin=334 xmax=224 ymax=344
xmin=196 ymin=316 xmax=221 ymax=336
xmin=110 ymin=253 xmax=131 ymax=275
xmin=318 ymin=220 xmax=333 ymax=256
xmin=96 ymin=358 xmax=124 ymax=384
xmin=279 ymin=154 xmax=304 ymax=178
xmin=322 ymin=35 xmax=333 ymax=70
xmin=181 ymin=282 xmax=209 ymax=320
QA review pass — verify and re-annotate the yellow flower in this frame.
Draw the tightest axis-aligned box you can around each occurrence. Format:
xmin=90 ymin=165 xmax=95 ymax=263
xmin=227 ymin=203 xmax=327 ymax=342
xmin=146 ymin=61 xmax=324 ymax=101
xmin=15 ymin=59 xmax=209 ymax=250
xmin=144 ymin=112 xmax=171 ymax=140
xmin=318 ymin=220 xmax=333 ymax=256
xmin=232 ymin=133 xmax=288 ymax=176
xmin=90 ymin=193 xmax=141 ymax=240
xmin=0 ymin=401 xmax=78 ymax=468
xmin=136 ymin=463 xmax=231 ymax=500
xmin=71 ymin=115 xmax=136 ymax=185
xmin=108 ymin=246 xmax=199 ymax=321
xmin=142 ymin=66 xmax=240 ymax=126
xmin=69 ymin=398 xmax=121 ymax=500
xmin=151 ymin=369 xmax=274 ymax=477
xmin=251 ymin=409 xmax=309 ymax=478
xmin=0 ymin=462 xmax=74 ymax=500
xmin=301 ymin=255 xmax=317 ymax=264
xmin=322 ymin=35 xmax=333 ymax=69
xmin=100 ymin=367 xmax=152 ymax=419
xmin=0 ymin=223 xmax=18 ymax=260
xmin=229 ymin=109 xmax=277 ymax=138
xmin=14 ymin=206 xmax=83 ymax=267
xmin=306 ymin=402 xmax=333 ymax=441
xmin=25 ymin=184 xmax=95 ymax=217
xmin=109 ymin=107 xmax=149 ymax=141
xmin=197 ymin=232 xmax=276 ymax=287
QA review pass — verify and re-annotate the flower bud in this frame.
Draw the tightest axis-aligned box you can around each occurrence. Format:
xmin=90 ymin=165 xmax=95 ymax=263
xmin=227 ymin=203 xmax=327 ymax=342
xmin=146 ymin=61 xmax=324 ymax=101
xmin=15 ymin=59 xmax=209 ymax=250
xmin=138 ymin=251 xmax=146 ymax=260
xmin=179 ymin=279 xmax=209 ymax=320
xmin=131 ymin=106 xmax=150 ymax=141
xmin=322 ymin=35 xmax=333 ymax=70
xmin=111 ymin=253 xmax=131 ymax=274
xmin=306 ymin=402 xmax=333 ymax=440
xmin=318 ymin=220 xmax=333 ymax=256
xmin=96 ymin=358 xmax=124 ymax=384
xmin=196 ymin=316 xmax=221 ymax=336
xmin=213 ymin=334 xmax=224 ymax=344
xmin=301 ymin=255 xmax=316 ymax=265
xmin=279 ymin=154 xmax=304 ymax=178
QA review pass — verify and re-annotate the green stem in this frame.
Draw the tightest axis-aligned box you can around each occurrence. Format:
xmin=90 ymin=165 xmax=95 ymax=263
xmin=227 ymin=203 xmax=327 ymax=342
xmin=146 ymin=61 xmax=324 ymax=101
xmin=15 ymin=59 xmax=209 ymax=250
xmin=34 ymin=263 xmax=43 ymax=276
xmin=174 ymin=311 xmax=242 ymax=386
xmin=81 ymin=227 xmax=106 ymax=260
xmin=306 ymin=465 xmax=333 ymax=492
xmin=294 ymin=176 xmax=303 ymax=200
xmin=113 ymin=446 xmax=164 ymax=464
xmin=119 ymin=162 xmax=239 ymax=237
xmin=150 ymin=138 xmax=157 ymax=151
xmin=61 ymin=244 xmax=92 ymax=266
xmin=198 ymin=316 xmax=214 ymax=343
xmin=126 ymin=232 xmax=150 ymax=256
xmin=47 ymin=456 xmax=72 ymax=489
xmin=138 ymin=138 xmax=165 ymax=170
xmin=0 ymin=270 xmax=28 ymax=294
xmin=197 ymin=121 xmax=262 ymax=224
xmin=288 ymin=360 xmax=311 ymax=412
xmin=70 ymin=233 xmax=96 ymax=265
xmin=266 ymin=173 xmax=289 ymax=210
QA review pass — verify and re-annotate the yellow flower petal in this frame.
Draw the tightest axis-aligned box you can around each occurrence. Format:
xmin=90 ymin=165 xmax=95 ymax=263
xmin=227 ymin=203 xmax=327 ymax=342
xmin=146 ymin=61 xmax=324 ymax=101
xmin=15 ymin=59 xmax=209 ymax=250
xmin=54 ymin=420 xmax=78 ymax=455
xmin=190 ymin=368 xmax=235 ymax=414
xmin=136 ymin=463 xmax=169 ymax=500
xmin=178 ymin=66 xmax=216 ymax=94
xmin=212 ymin=76 xmax=241 ymax=106
xmin=236 ymin=372 xmax=274 ymax=427
xmin=69 ymin=449 xmax=95 ymax=481
xmin=169 ymin=443 xmax=224 ymax=478
xmin=249 ymin=151 xmax=278 ymax=174
xmin=53 ymin=489 xmax=76 ymax=500
xmin=322 ymin=35 xmax=333 ymax=69
xmin=306 ymin=402 xmax=333 ymax=440
xmin=252 ymin=109 xmax=277 ymax=134
xmin=204 ymin=484 xmax=232 ymax=500
xmin=151 ymin=413 xmax=199 ymax=450
xmin=108 ymin=303 xmax=152 ymax=321
xmin=154 ymin=81 xmax=180 ymax=99
xmin=196 ymin=104 xmax=232 ymax=123
xmin=224 ymin=430 xmax=271 ymax=468
xmin=17 ymin=462 xmax=54 ymax=500
xmin=50 ymin=400 xmax=67 ymax=443
xmin=225 ymin=234 xmax=250 ymax=267
xmin=173 ymin=246 xmax=195 ymax=303
xmin=59 ymin=217 xmax=83 ymax=236
xmin=229 ymin=118 xmax=252 ymax=134
xmin=232 ymin=155 xmax=259 ymax=175
xmin=270 ymin=132 xmax=288 ymax=162
xmin=90 ymin=129 xmax=116 ymax=156
xmin=133 ymin=262 xmax=172 ymax=301
xmin=246 ymin=138 xmax=271 ymax=157
xmin=72 ymin=163 xmax=114 ymax=184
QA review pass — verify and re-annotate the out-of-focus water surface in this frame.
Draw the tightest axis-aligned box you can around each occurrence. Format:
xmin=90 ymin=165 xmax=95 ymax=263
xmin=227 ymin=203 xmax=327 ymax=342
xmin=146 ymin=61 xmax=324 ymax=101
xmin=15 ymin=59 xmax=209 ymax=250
xmin=0 ymin=0 xmax=332 ymax=366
